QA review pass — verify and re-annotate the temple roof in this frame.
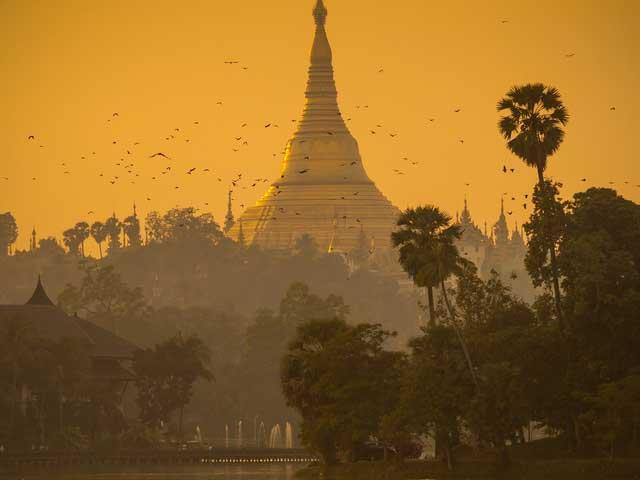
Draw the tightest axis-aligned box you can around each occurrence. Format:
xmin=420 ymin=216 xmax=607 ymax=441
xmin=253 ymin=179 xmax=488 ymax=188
xmin=25 ymin=275 xmax=54 ymax=306
xmin=0 ymin=277 xmax=138 ymax=359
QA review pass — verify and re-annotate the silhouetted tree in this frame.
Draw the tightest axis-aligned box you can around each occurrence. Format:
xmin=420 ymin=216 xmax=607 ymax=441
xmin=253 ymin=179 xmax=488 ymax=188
xmin=90 ymin=221 xmax=107 ymax=259
xmin=145 ymin=207 xmax=222 ymax=244
xmin=392 ymin=206 xmax=454 ymax=326
xmin=0 ymin=212 xmax=18 ymax=256
xmin=104 ymin=215 xmax=122 ymax=255
xmin=58 ymin=264 xmax=148 ymax=334
xmin=133 ymin=334 xmax=212 ymax=439
xmin=75 ymin=222 xmax=90 ymax=257
xmin=497 ymin=83 xmax=569 ymax=326
xmin=37 ymin=237 xmax=65 ymax=257
xmin=122 ymin=215 xmax=142 ymax=248
xmin=524 ymin=181 xmax=567 ymax=315
xmin=62 ymin=226 xmax=82 ymax=256
xmin=281 ymin=319 xmax=403 ymax=464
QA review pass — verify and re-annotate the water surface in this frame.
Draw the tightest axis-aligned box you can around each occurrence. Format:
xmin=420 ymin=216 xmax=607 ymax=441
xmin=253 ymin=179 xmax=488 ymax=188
xmin=4 ymin=465 xmax=302 ymax=480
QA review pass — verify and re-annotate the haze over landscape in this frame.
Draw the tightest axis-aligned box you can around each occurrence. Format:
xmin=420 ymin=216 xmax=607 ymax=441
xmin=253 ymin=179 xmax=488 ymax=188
xmin=2 ymin=0 xmax=639 ymax=253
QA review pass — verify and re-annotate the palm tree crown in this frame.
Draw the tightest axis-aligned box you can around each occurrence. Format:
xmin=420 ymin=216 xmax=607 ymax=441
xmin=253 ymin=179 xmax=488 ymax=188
xmin=497 ymin=83 xmax=569 ymax=180
xmin=392 ymin=206 xmax=463 ymax=288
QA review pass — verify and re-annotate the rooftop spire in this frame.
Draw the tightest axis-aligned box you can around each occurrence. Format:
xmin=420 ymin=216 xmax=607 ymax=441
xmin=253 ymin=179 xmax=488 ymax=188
xmin=296 ymin=0 xmax=348 ymax=137
xmin=224 ymin=190 xmax=235 ymax=233
xmin=313 ymin=0 xmax=327 ymax=26
xmin=26 ymin=275 xmax=54 ymax=306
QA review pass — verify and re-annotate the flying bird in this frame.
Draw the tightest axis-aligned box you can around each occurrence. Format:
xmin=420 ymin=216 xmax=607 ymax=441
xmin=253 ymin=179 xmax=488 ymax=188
xmin=27 ymin=135 xmax=35 ymax=140
xmin=298 ymin=169 xmax=310 ymax=174
xmin=150 ymin=152 xmax=170 ymax=159
xmin=502 ymin=165 xmax=507 ymax=173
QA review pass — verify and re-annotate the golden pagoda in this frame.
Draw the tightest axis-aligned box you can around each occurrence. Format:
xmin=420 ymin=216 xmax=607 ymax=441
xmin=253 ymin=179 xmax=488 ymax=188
xmin=230 ymin=0 xmax=400 ymax=252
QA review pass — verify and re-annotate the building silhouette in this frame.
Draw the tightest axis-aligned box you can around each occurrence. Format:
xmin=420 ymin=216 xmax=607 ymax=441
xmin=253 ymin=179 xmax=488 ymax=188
xmin=456 ymin=198 xmax=533 ymax=300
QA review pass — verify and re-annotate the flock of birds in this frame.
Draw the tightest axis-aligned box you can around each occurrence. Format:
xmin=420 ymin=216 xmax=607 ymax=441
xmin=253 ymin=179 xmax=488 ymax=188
xmin=3 ymin=46 xmax=636 ymax=231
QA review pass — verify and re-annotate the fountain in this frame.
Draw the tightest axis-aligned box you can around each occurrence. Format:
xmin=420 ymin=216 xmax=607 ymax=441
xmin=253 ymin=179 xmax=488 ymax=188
xmin=285 ymin=422 xmax=293 ymax=449
xmin=237 ymin=420 xmax=243 ymax=448
xmin=258 ymin=421 xmax=267 ymax=448
xmin=225 ymin=424 xmax=229 ymax=448
xmin=269 ymin=424 xmax=282 ymax=448
xmin=196 ymin=425 xmax=203 ymax=446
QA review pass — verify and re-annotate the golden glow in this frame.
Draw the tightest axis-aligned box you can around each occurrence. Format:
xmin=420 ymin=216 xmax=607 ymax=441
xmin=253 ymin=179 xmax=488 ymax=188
xmin=2 ymin=0 xmax=639 ymax=253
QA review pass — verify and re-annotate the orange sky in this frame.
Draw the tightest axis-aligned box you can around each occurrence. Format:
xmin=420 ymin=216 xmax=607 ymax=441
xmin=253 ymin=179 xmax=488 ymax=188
xmin=2 ymin=0 xmax=639 ymax=253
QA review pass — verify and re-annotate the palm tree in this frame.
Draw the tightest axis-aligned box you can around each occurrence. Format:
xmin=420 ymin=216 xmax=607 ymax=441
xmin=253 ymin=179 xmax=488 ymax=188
xmin=392 ymin=206 xmax=477 ymax=384
xmin=62 ymin=227 xmax=81 ymax=255
xmin=122 ymin=216 xmax=142 ymax=247
xmin=104 ymin=215 xmax=122 ymax=255
xmin=497 ymin=83 xmax=568 ymax=325
xmin=392 ymin=206 xmax=460 ymax=326
xmin=74 ymin=222 xmax=90 ymax=257
xmin=90 ymin=222 xmax=107 ymax=259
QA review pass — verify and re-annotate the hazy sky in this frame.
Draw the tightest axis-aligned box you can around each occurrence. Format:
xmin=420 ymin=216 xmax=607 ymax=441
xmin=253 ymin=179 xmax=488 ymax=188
xmin=2 ymin=0 xmax=639 ymax=252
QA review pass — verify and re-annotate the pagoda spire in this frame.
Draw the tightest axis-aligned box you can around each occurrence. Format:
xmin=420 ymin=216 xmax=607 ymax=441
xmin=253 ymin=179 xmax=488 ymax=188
xmin=224 ymin=190 xmax=235 ymax=233
xmin=460 ymin=195 xmax=472 ymax=225
xmin=296 ymin=0 xmax=348 ymax=137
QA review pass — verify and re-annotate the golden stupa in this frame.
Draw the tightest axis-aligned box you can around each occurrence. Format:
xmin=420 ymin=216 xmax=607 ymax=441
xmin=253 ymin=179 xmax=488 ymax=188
xmin=230 ymin=0 xmax=400 ymax=252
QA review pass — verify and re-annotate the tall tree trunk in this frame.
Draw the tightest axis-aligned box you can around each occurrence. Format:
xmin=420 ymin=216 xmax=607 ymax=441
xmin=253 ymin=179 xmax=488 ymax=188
xmin=536 ymin=166 xmax=565 ymax=331
xmin=440 ymin=280 xmax=478 ymax=387
xmin=98 ymin=242 xmax=103 ymax=259
xmin=427 ymin=286 xmax=436 ymax=327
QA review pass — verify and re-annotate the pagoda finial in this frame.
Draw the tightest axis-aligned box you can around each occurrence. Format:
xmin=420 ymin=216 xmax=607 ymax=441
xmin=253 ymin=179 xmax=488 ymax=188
xmin=133 ymin=202 xmax=137 ymax=218
xmin=500 ymin=195 xmax=504 ymax=214
xmin=224 ymin=190 xmax=235 ymax=234
xmin=313 ymin=0 xmax=328 ymax=26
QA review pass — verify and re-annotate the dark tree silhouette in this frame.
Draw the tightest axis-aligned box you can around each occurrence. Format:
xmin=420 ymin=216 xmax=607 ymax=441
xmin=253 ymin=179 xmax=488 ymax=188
xmin=104 ymin=215 xmax=122 ymax=255
xmin=90 ymin=221 xmax=107 ymax=259
xmin=497 ymin=83 xmax=569 ymax=327
xmin=392 ymin=206 xmax=453 ymax=326
xmin=0 ymin=212 xmax=18 ymax=256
